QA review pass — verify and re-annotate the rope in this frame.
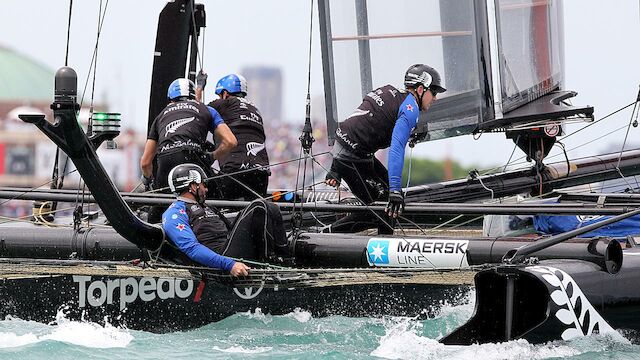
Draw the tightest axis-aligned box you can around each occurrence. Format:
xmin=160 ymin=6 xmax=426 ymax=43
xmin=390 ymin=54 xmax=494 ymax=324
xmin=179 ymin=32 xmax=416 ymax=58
xmin=144 ymin=151 xmax=331 ymax=194
xmin=613 ymin=93 xmax=640 ymax=192
xmin=78 ymin=0 xmax=109 ymax=110
xmin=481 ymin=101 xmax=638 ymax=175
xmin=64 ymin=0 xmax=73 ymax=66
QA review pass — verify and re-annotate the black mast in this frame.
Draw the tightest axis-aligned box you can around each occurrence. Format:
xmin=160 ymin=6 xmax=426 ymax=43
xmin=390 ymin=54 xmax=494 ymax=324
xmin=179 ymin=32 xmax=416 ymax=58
xmin=146 ymin=0 xmax=205 ymax=132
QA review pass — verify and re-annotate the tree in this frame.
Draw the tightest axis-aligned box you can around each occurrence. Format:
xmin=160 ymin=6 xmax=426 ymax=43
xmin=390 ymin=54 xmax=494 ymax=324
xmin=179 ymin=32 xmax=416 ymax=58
xmin=401 ymin=157 xmax=476 ymax=185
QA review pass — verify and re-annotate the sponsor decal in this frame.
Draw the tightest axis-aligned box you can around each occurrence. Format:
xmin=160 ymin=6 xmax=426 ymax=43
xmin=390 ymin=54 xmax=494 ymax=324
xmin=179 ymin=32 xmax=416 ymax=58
xmin=366 ymin=238 xmax=469 ymax=268
xmin=164 ymin=117 xmax=195 ymax=136
xmin=233 ymin=282 xmax=265 ymax=300
xmin=366 ymin=89 xmax=385 ymax=106
xmin=406 ymin=71 xmax=432 ymax=88
xmin=246 ymin=142 xmax=266 ymax=156
xmin=74 ymin=276 xmax=194 ymax=311
xmin=346 ymin=108 xmax=370 ymax=119
xmin=406 ymin=104 xmax=414 ymax=112
xmin=576 ymin=215 xmax=604 ymax=223
xmin=304 ymin=190 xmax=345 ymax=203
xmin=529 ymin=266 xmax=616 ymax=340
xmin=160 ymin=139 xmax=202 ymax=153
xmin=367 ymin=240 xmax=389 ymax=265
xmin=336 ymin=127 xmax=358 ymax=150
xmin=176 ymin=223 xmax=186 ymax=231
xmin=239 ymin=112 xmax=262 ymax=125
xmin=163 ymin=102 xmax=200 ymax=115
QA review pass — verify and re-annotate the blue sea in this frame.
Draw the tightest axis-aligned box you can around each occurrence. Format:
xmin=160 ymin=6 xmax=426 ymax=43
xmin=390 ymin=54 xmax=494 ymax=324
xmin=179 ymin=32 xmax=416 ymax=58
xmin=0 ymin=292 xmax=638 ymax=359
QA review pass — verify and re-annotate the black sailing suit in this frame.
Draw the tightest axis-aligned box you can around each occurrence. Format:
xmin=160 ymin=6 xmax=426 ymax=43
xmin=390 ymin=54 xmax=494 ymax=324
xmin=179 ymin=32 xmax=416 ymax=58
xmin=147 ymin=99 xmax=224 ymax=222
xmin=208 ymin=96 xmax=270 ymax=200
xmin=327 ymin=85 xmax=418 ymax=234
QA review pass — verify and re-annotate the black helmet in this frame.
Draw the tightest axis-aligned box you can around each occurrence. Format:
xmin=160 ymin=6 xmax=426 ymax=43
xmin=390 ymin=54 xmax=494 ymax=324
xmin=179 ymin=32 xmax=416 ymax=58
xmin=404 ymin=64 xmax=446 ymax=94
xmin=168 ymin=163 xmax=207 ymax=195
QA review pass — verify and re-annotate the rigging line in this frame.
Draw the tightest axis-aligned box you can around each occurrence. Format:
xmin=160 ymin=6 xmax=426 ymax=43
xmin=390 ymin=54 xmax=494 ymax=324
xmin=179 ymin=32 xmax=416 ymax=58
xmin=480 ymin=101 xmax=638 ymax=175
xmin=189 ymin=1 xmax=203 ymax=69
xmin=397 ymin=215 xmax=428 ymax=236
xmin=214 ymin=168 xmax=263 ymax=200
xmin=0 ymin=203 xmax=81 ymax=227
xmin=483 ymin=122 xmax=635 ymax=178
xmin=502 ymin=134 xmax=520 ymax=172
xmin=144 ymin=152 xmax=330 ymax=194
xmin=430 ymin=215 xmax=484 ymax=235
xmin=78 ymin=0 xmax=109 ymax=110
xmin=616 ymin=99 xmax=639 ymax=168
xmin=478 ymin=174 xmax=495 ymax=200
xmin=292 ymin=0 xmax=316 ymax=226
xmin=291 ymin=146 xmax=305 ymax=230
xmin=0 ymin=169 xmax=80 ymax=208
xmin=553 ymin=141 xmax=570 ymax=179
xmin=405 ymin=147 xmax=413 ymax=190
xmin=309 ymin=148 xmax=320 ymax=226
xmin=299 ymin=153 xmax=310 ymax=224
xmin=306 ymin=0 xmax=314 ymax=97
xmin=64 ymin=0 xmax=73 ymax=66
xmin=552 ymin=101 xmax=635 ymax=142
xmin=88 ymin=0 xmax=106 ymax=125
xmin=612 ymin=97 xmax=640 ymax=192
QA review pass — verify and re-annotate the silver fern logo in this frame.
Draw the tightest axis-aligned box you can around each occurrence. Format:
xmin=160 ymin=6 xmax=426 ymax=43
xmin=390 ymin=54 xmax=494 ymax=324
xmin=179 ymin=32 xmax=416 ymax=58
xmin=246 ymin=142 xmax=265 ymax=156
xmin=529 ymin=266 xmax=617 ymax=340
xmin=165 ymin=117 xmax=195 ymax=136
xmin=346 ymin=108 xmax=370 ymax=119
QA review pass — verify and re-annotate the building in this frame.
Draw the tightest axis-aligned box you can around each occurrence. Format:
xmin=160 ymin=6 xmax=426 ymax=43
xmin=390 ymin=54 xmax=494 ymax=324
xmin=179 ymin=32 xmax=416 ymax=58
xmin=0 ymin=46 xmax=145 ymax=190
xmin=240 ymin=66 xmax=283 ymax=122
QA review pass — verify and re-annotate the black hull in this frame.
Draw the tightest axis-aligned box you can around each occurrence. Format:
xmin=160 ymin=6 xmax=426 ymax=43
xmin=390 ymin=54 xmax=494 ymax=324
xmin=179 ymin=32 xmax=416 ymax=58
xmin=0 ymin=263 xmax=472 ymax=332
xmin=442 ymin=250 xmax=640 ymax=344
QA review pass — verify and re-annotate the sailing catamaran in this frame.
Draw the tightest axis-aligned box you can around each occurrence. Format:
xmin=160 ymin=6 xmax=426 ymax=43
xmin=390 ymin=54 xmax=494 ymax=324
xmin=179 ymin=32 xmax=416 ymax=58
xmin=1 ymin=0 xmax=640 ymax=344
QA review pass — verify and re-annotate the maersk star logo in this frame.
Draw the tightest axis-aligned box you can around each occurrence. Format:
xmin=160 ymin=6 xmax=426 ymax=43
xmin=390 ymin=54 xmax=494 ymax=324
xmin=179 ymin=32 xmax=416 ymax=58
xmin=367 ymin=240 xmax=389 ymax=265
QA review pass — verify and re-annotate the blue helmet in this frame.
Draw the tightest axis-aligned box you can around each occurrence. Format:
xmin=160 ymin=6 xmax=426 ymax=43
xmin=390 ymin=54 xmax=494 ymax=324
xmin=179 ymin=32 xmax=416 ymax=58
xmin=215 ymin=74 xmax=247 ymax=97
xmin=167 ymin=78 xmax=196 ymax=101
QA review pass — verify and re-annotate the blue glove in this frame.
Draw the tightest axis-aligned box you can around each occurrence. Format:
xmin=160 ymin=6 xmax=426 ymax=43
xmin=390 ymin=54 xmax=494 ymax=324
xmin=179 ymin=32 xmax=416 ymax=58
xmin=196 ymin=70 xmax=208 ymax=89
xmin=385 ymin=190 xmax=404 ymax=218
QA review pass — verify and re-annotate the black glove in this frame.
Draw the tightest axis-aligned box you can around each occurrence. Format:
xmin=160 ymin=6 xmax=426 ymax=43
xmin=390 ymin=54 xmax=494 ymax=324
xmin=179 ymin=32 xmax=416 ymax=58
xmin=203 ymin=140 xmax=216 ymax=152
xmin=141 ymin=175 xmax=154 ymax=192
xmin=196 ymin=70 xmax=208 ymax=89
xmin=385 ymin=190 xmax=405 ymax=218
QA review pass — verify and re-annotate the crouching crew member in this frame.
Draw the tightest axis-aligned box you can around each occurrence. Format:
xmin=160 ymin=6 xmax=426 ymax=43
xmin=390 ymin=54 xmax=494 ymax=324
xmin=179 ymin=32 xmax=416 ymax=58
xmin=325 ymin=64 xmax=446 ymax=233
xmin=161 ymin=164 xmax=289 ymax=275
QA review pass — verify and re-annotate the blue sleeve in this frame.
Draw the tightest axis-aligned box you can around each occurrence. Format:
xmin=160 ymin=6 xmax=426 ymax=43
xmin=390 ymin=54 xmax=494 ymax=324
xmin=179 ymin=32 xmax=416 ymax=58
xmin=388 ymin=95 xmax=420 ymax=192
xmin=162 ymin=202 xmax=235 ymax=271
xmin=207 ymin=106 xmax=225 ymax=129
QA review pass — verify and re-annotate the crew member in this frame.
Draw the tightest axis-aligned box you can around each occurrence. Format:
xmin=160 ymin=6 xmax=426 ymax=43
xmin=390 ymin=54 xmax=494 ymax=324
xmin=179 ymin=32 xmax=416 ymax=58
xmin=325 ymin=64 xmax=446 ymax=232
xmin=197 ymin=73 xmax=270 ymax=200
xmin=162 ymin=163 xmax=290 ymax=274
xmin=140 ymin=78 xmax=237 ymax=222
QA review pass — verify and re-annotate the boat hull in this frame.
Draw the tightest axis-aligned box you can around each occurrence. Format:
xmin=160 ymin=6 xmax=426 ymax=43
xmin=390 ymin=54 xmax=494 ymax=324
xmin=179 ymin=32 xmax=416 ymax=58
xmin=441 ymin=251 xmax=640 ymax=344
xmin=0 ymin=262 xmax=472 ymax=332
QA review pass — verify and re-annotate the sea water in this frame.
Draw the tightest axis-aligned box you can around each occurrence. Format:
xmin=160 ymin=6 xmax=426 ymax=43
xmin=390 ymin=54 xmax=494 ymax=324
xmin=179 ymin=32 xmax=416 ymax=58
xmin=0 ymin=292 xmax=638 ymax=360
